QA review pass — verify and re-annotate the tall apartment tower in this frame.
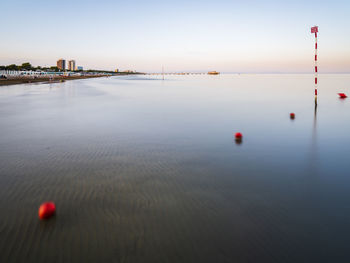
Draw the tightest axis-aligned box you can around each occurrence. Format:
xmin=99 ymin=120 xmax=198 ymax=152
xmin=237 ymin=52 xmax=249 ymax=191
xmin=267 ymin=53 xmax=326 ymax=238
xmin=57 ymin=59 xmax=66 ymax=71
xmin=68 ymin=60 xmax=76 ymax=71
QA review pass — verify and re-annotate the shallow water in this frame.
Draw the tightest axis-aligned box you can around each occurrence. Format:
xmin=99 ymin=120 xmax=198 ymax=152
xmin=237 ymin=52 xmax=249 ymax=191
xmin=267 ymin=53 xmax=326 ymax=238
xmin=0 ymin=74 xmax=349 ymax=262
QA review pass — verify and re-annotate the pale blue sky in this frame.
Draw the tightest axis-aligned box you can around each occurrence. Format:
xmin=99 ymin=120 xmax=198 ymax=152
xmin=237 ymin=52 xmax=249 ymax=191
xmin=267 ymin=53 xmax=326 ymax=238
xmin=1 ymin=0 xmax=349 ymax=72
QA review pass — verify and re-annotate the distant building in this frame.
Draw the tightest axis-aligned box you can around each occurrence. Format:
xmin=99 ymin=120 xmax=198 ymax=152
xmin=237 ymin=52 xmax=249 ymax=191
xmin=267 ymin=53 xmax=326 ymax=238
xmin=208 ymin=71 xmax=220 ymax=75
xmin=77 ymin=66 xmax=83 ymax=71
xmin=115 ymin=69 xmax=119 ymax=73
xmin=57 ymin=59 xmax=66 ymax=71
xmin=68 ymin=60 xmax=76 ymax=71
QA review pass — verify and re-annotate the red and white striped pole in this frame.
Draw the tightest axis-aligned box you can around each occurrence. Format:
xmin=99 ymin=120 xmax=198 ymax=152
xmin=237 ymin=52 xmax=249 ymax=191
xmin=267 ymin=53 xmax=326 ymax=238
xmin=311 ymin=26 xmax=318 ymax=105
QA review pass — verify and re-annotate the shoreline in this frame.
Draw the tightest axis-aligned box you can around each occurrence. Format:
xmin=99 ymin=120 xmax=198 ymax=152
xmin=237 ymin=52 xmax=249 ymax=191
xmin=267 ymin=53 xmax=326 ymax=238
xmin=0 ymin=74 xmax=137 ymax=87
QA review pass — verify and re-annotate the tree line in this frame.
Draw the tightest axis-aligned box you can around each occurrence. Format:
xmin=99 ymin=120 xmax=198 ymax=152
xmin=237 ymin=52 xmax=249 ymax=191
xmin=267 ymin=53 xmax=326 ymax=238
xmin=0 ymin=62 xmax=60 ymax=72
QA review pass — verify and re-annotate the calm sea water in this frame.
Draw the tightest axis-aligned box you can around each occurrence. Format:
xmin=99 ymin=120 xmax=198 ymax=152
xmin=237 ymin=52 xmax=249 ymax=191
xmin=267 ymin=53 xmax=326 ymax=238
xmin=0 ymin=74 xmax=350 ymax=262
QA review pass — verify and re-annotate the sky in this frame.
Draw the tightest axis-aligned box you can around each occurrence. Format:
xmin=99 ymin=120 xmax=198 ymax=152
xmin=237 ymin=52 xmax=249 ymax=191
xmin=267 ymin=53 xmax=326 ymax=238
xmin=1 ymin=0 xmax=349 ymax=73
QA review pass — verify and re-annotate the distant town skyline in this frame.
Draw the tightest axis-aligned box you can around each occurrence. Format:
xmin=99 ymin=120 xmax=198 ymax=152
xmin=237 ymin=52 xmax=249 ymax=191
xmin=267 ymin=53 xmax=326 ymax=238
xmin=1 ymin=0 xmax=350 ymax=73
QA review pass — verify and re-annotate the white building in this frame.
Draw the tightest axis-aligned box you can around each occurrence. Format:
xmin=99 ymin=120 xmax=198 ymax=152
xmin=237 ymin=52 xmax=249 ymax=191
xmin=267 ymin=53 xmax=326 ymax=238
xmin=68 ymin=60 xmax=76 ymax=71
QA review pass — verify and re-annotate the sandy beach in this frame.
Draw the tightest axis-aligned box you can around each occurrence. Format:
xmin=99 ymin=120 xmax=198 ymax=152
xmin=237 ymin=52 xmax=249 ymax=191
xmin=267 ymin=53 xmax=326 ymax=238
xmin=0 ymin=74 xmax=111 ymax=86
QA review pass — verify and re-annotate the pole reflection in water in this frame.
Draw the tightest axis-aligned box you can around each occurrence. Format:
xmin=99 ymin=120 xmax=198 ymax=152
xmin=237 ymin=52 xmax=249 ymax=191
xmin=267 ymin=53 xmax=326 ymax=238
xmin=309 ymin=104 xmax=318 ymax=176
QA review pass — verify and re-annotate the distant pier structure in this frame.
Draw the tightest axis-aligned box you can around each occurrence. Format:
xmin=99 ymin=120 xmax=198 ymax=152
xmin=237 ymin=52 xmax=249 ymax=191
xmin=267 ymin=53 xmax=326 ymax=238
xmin=147 ymin=72 xmax=205 ymax=75
xmin=146 ymin=72 xmax=218 ymax=76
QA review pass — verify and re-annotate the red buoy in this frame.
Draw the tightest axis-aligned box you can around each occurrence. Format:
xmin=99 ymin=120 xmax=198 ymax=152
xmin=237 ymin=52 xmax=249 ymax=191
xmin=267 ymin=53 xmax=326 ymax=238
xmin=338 ymin=93 xmax=347 ymax=99
xmin=39 ymin=202 xmax=56 ymax=220
xmin=235 ymin=132 xmax=243 ymax=144
xmin=235 ymin=132 xmax=242 ymax=139
xmin=290 ymin=113 xmax=295 ymax=119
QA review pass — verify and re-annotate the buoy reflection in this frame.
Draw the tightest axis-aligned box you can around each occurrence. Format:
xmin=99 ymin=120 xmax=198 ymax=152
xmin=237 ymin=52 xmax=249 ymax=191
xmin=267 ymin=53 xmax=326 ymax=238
xmin=235 ymin=138 xmax=243 ymax=145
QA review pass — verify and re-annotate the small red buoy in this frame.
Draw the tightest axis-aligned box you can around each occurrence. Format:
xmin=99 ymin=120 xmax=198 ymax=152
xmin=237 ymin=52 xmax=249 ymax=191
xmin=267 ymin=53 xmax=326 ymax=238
xmin=235 ymin=132 xmax=243 ymax=144
xmin=38 ymin=202 xmax=56 ymax=220
xmin=235 ymin=132 xmax=242 ymax=139
xmin=290 ymin=113 xmax=295 ymax=119
xmin=338 ymin=93 xmax=347 ymax=99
